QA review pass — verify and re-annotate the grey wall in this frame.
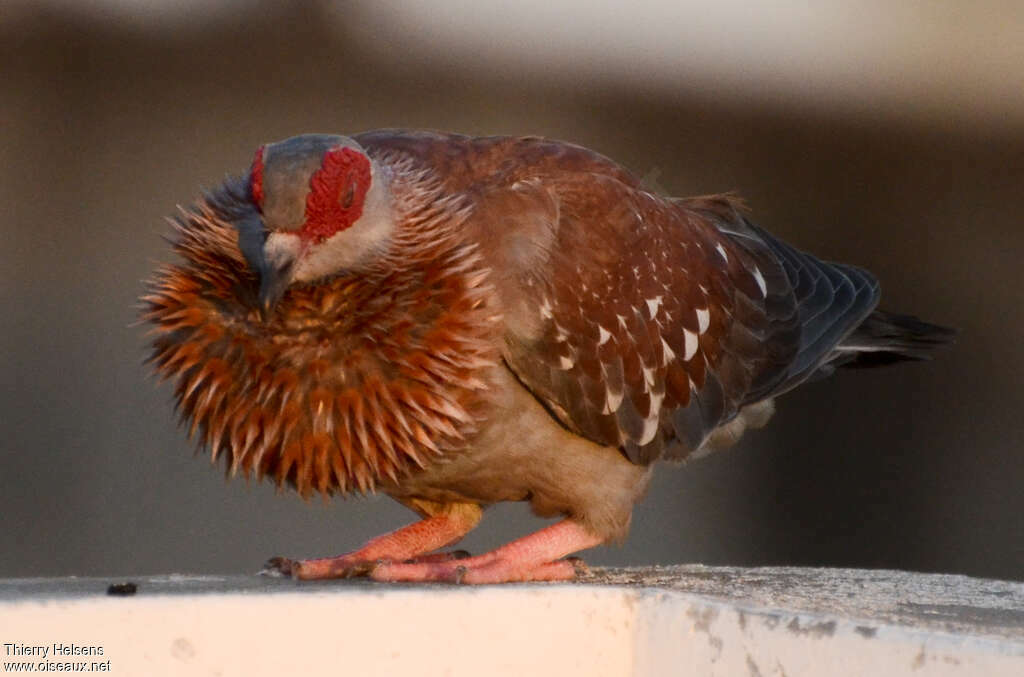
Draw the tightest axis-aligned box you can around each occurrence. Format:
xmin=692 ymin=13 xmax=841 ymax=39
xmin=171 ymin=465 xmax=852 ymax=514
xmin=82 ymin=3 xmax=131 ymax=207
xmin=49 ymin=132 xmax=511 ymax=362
xmin=1 ymin=5 xmax=1021 ymax=580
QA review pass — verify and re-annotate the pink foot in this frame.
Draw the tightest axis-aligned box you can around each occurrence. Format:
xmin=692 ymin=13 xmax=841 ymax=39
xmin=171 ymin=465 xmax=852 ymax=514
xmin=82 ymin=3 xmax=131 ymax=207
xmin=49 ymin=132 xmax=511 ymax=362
xmin=261 ymin=510 xmax=479 ymax=580
xmin=371 ymin=520 xmax=601 ymax=584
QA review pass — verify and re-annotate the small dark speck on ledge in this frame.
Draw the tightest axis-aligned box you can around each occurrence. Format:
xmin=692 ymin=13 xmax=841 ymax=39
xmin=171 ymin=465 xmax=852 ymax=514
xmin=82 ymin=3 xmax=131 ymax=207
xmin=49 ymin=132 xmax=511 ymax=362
xmin=106 ymin=582 xmax=138 ymax=596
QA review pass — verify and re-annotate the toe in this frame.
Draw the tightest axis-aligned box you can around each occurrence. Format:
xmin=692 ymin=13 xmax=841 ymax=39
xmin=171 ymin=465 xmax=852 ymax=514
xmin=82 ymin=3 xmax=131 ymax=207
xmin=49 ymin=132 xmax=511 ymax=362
xmin=370 ymin=560 xmax=459 ymax=583
xmin=459 ymin=559 xmax=579 ymax=584
xmin=370 ymin=557 xmax=582 ymax=584
xmin=261 ymin=555 xmax=382 ymax=580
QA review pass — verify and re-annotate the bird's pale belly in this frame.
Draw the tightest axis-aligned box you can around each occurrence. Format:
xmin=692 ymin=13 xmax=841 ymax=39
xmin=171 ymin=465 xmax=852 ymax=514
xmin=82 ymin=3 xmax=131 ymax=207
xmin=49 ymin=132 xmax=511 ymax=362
xmin=383 ymin=366 xmax=653 ymax=541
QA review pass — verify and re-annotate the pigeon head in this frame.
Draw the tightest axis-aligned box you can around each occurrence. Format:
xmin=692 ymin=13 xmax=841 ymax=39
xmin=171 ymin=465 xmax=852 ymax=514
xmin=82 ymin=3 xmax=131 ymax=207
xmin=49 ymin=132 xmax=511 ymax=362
xmin=237 ymin=134 xmax=393 ymax=317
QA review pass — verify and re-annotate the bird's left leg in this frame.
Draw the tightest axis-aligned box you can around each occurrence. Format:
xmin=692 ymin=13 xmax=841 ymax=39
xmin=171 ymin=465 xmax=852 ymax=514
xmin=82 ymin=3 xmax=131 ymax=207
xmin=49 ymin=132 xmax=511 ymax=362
xmin=370 ymin=518 xmax=602 ymax=583
xmin=262 ymin=500 xmax=482 ymax=579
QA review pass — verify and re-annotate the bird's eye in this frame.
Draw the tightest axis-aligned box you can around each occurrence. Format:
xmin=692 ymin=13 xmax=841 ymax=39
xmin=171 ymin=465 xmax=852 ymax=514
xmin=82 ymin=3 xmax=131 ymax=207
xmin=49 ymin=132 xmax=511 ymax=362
xmin=341 ymin=180 xmax=356 ymax=209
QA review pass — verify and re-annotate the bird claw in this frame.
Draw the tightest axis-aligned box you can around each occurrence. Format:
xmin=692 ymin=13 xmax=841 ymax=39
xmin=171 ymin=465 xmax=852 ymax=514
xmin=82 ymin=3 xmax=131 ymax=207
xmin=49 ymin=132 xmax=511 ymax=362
xmin=565 ymin=556 xmax=591 ymax=579
xmin=260 ymin=556 xmax=295 ymax=578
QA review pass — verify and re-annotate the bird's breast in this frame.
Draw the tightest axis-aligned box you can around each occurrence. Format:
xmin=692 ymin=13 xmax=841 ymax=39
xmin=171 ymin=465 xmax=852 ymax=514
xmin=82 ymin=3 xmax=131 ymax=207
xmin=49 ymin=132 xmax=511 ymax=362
xmin=143 ymin=204 xmax=503 ymax=498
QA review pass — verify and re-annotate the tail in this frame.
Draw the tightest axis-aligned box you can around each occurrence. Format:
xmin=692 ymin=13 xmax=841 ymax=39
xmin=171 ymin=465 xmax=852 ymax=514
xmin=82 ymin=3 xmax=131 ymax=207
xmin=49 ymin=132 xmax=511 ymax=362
xmin=832 ymin=310 xmax=957 ymax=368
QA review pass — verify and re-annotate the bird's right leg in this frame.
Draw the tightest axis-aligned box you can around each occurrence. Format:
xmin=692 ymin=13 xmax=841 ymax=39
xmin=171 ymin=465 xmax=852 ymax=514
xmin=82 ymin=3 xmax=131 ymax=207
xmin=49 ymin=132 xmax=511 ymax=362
xmin=262 ymin=500 xmax=482 ymax=580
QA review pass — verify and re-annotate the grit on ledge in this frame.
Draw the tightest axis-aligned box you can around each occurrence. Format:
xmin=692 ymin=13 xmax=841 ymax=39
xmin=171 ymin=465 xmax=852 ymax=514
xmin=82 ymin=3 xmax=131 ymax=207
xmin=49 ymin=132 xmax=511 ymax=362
xmin=587 ymin=565 xmax=1024 ymax=643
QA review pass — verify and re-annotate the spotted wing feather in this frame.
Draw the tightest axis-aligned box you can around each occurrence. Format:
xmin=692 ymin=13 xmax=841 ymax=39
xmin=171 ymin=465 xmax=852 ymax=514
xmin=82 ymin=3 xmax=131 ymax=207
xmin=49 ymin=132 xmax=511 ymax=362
xmin=501 ymin=182 xmax=804 ymax=465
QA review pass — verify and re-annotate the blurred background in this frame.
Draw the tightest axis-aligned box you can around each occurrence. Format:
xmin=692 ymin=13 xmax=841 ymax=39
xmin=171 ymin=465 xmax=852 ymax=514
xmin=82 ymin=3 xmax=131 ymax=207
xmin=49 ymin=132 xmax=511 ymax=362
xmin=1 ymin=0 xmax=1021 ymax=581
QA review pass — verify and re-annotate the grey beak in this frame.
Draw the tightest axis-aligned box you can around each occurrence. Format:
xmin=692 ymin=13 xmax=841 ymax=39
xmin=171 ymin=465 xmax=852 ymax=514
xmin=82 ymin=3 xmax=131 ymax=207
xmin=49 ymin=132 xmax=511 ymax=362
xmin=257 ymin=261 xmax=292 ymax=322
xmin=235 ymin=211 xmax=290 ymax=322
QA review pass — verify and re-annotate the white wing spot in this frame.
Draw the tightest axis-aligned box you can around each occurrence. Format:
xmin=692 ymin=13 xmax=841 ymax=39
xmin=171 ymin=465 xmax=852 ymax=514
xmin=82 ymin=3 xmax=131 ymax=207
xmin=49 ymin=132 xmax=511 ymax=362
xmin=648 ymin=389 xmax=665 ymax=420
xmin=752 ymin=267 xmax=767 ymax=297
xmin=602 ymin=387 xmax=624 ymax=414
xmin=558 ymin=355 xmax=574 ymax=370
xmin=642 ymin=366 xmax=656 ymax=389
xmin=660 ymin=336 xmax=676 ymax=364
xmin=645 ymin=296 xmax=663 ymax=319
xmin=683 ymin=329 xmax=698 ymax=361
xmin=698 ymin=284 xmax=709 ymax=295
xmin=638 ymin=417 xmax=659 ymax=445
xmin=716 ymin=243 xmax=729 ymax=263
xmin=617 ymin=314 xmax=628 ymax=330
xmin=597 ymin=325 xmax=612 ymax=346
xmin=696 ymin=307 xmax=710 ymax=334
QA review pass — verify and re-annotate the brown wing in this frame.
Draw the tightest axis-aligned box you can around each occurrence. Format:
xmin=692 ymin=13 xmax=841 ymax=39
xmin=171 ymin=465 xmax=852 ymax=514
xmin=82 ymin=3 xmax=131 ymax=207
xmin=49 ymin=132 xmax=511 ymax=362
xmin=503 ymin=181 xmax=882 ymax=465
xmin=496 ymin=180 xmax=803 ymax=464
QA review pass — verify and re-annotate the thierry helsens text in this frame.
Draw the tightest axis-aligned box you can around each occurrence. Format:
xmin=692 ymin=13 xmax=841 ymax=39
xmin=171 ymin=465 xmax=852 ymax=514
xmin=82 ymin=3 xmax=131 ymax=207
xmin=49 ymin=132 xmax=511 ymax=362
xmin=4 ymin=644 xmax=103 ymax=658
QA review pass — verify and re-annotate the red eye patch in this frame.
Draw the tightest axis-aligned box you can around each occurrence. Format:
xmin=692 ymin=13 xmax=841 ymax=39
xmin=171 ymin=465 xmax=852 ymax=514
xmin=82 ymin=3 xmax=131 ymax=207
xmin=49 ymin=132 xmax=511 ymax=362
xmin=249 ymin=145 xmax=266 ymax=209
xmin=302 ymin=147 xmax=372 ymax=244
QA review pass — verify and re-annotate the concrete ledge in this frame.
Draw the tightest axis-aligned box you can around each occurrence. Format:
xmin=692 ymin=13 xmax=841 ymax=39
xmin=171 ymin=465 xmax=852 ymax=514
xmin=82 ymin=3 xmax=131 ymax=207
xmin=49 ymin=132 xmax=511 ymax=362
xmin=1 ymin=566 xmax=1021 ymax=675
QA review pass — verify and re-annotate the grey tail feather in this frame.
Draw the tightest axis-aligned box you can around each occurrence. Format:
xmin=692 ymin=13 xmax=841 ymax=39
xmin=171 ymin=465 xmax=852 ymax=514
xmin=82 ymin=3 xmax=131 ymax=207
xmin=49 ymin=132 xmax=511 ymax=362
xmin=833 ymin=310 xmax=957 ymax=368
